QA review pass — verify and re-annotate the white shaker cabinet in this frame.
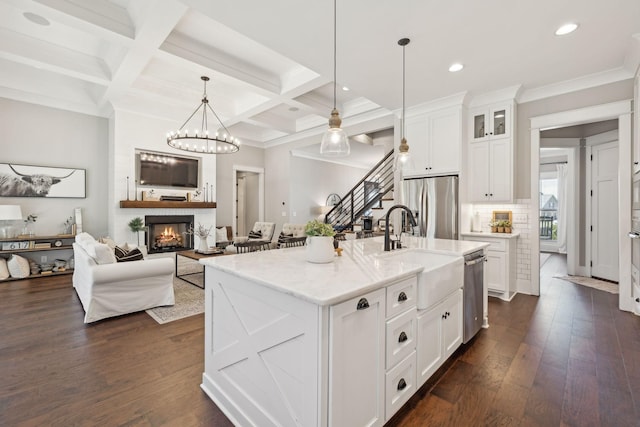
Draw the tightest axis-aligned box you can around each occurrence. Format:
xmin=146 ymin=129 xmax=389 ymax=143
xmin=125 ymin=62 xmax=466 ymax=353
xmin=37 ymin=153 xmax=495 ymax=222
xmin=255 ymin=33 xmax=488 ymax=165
xmin=462 ymin=233 xmax=519 ymax=301
xmin=469 ymin=103 xmax=512 ymax=142
xmin=467 ymin=100 xmax=515 ymax=203
xmin=329 ymin=289 xmax=386 ymax=427
xmin=416 ymin=288 xmax=463 ymax=386
xmin=403 ymin=106 xmax=461 ymax=177
xmin=468 ymin=138 xmax=512 ymax=202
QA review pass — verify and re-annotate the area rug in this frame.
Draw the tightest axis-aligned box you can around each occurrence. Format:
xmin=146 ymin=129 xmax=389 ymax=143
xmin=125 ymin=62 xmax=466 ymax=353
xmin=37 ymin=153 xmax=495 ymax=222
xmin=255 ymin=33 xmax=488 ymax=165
xmin=146 ymin=278 xmax=204 ymax=324
xmin=554 ymin=275 xmax=619 ymax=294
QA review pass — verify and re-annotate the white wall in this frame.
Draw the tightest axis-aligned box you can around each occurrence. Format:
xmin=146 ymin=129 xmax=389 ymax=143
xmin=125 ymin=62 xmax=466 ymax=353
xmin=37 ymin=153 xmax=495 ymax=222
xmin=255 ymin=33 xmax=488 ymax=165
xmin=109 ymin=109 xmax=217 ymax=246
xmin=515 ymin=79 xmax=633 ymax=198
xmin=289 ymin=156 xmax=369 ymax=225
xmin=215 ymin=144 xmax=264 ymax=228
xmin=0 ymin=97 xmax=109 ymax=236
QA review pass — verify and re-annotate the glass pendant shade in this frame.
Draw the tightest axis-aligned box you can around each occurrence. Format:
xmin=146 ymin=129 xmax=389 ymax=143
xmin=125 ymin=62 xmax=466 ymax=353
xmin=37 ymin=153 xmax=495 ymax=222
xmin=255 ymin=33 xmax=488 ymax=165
xmin=394 ymin=137 xmax=413 ymax=174
xmin=320 ymin=109 xmax=350 ymax=156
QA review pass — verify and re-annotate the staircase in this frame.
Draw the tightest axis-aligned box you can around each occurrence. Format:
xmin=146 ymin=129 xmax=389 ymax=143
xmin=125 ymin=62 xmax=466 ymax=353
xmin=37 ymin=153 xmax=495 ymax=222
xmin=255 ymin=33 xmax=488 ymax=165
xmin=325 ymin=149 xmax=394 ymax=230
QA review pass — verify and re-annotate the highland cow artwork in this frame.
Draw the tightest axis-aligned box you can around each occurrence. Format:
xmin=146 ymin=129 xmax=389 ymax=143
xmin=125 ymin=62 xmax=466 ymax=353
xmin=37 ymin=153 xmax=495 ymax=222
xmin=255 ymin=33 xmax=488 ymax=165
xmin=0 ymin=163 xmax=86 ymax=198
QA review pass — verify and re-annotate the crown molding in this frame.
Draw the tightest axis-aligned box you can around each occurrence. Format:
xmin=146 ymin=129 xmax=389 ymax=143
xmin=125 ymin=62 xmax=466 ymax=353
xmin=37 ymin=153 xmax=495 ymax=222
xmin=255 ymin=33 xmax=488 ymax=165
xmin=518 ymin=68 xmax=633 ymax=104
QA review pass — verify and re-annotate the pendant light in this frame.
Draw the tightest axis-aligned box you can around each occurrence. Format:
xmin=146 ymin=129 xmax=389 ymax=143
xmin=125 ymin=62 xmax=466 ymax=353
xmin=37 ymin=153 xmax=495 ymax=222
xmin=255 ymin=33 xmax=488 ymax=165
xmin=395 ymin=37 xmax=413 ymax=173
xmin=320 ymin=0 xmax=350 ymax=156
xmin=167 ymin=76 xmax=239 ymax=154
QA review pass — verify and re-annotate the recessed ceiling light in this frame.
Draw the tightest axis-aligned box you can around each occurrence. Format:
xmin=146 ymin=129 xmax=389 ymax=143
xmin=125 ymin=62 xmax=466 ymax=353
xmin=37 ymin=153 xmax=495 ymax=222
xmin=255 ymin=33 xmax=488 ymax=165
xmin=23 ymin=12 xmax=50 ymax=26
xmin=449 ymin=63 xmax=464 ymax=72
xmin=288 ymin=106 xmax=299 ymax=112
xmin=342 ymin=86 xmax=350 ymax=91
xmin=555 ymin=23 xmax=578 ymax=36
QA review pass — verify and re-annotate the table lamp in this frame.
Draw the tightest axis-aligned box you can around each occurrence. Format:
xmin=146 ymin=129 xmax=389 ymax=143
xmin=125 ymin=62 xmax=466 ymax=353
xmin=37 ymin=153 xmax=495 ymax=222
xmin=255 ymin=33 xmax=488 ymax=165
xmin=0 ymin=205 xmax=23 ymax=238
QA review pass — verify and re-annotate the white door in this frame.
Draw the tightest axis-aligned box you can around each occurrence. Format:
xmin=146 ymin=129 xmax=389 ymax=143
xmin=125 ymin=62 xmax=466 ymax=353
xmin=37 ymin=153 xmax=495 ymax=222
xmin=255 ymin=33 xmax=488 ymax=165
xmin=591 ymin=141 xmax=619 ymax=282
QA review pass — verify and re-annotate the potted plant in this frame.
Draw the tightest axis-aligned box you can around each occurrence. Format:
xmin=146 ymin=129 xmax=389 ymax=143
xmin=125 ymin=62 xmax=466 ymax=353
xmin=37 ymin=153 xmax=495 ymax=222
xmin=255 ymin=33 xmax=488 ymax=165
xmin=496 ymin=220 xmax=506 ymax=233
xmin=503 ymin=220 xmax=512 ymax=234
xmin=23 ymin=214 xmax=37 ymax=236
xmin=128 ymin=217 xmax=146 ymax=246
xmin=188 ymin=223 xmax=212 ymax=253
xmin=489 ymin=220 xmax=499 ymax=233
xmin=304 ymin=220 xmax=336 ymax=263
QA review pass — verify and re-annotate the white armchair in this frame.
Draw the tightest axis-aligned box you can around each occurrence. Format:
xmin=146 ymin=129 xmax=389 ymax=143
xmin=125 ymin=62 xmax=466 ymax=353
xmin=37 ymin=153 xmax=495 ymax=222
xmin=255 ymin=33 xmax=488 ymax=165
xmin=233 ymin=222 xmax=276 ymax=245
xmin=72 ymin=233 xmax=175 ymax=323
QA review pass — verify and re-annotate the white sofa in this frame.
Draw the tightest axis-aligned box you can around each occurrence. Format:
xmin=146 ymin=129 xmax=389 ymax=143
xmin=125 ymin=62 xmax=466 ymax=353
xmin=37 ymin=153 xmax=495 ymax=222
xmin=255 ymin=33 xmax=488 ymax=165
xmin=72 ymin=233 xmax=175 ymax=323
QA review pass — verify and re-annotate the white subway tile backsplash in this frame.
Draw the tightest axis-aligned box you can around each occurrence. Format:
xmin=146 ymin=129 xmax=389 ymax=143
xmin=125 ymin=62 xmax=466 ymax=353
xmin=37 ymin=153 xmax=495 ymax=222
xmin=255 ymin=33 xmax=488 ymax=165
xmin=468 ymin=199 xmax=533 ymax=292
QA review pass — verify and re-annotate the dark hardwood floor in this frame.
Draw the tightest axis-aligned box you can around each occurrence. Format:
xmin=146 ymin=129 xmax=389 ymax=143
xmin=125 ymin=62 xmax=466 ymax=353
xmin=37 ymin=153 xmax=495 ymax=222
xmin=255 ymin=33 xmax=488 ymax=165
xmin=1 ymin=255 xmax=639 ymax=426
xmin=392 ymin=254 xmax=640 ymax=427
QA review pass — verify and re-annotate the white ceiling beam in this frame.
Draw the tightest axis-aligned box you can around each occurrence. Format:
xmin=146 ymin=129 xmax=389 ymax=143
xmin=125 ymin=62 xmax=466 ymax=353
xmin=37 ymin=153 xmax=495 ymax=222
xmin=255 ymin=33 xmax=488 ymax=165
xmin=0 ymin=28 xmax=111 ymax=85
xmin=160 ymin=33 xmax=282 ymax=95
xmin=33 ymin=0 xmax=134 ymax=39
xmin=98 ymin=1 xmax=188 ymax=107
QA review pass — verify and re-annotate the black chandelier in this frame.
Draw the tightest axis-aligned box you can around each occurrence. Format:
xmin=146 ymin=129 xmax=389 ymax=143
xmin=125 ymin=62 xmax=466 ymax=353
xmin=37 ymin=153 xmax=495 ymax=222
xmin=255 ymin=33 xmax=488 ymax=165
xmin=167 ymin=76 xmax=240 ymax=154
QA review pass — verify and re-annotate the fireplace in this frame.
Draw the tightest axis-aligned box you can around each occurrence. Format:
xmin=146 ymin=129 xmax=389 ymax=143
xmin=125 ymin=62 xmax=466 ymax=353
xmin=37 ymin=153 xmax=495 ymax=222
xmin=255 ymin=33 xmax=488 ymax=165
xmin=145 ymin=215 xmax=194 ymax=254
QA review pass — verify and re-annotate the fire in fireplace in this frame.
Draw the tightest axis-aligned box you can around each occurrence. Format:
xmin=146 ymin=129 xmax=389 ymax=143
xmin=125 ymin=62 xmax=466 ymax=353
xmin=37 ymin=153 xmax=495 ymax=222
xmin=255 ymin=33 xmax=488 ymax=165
xmin=145 ymin=215 xmax=194 ymax=254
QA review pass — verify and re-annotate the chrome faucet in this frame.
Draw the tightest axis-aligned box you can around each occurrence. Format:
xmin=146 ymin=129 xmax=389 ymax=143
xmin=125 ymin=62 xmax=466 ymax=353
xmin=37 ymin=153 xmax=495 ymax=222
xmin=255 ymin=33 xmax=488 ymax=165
xmin=384 ymin=205 xmax=417 ymax=251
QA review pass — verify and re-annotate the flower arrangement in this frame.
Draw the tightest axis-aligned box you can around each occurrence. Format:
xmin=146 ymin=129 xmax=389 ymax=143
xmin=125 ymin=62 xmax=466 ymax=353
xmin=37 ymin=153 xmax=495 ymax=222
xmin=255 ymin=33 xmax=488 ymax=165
xmin=187 ymin=223 xmax=212 ymax=238
xmin=24 ymin=214 xmax=37 ymax=224
xmin=304 ymin=219 xmax=335 ymax=237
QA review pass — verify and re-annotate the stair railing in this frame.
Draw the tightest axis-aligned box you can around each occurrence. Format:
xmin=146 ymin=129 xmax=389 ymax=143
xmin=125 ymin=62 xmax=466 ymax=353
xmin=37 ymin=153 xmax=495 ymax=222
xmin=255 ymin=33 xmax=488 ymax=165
xmin=325 ymin=149 xmax=395 ymax=230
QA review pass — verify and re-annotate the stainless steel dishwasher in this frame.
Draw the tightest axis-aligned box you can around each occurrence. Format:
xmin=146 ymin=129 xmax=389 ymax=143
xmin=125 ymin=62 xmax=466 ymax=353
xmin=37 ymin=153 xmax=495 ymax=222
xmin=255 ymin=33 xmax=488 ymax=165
xmin=463 ymin=250 xmax=485 ymax=343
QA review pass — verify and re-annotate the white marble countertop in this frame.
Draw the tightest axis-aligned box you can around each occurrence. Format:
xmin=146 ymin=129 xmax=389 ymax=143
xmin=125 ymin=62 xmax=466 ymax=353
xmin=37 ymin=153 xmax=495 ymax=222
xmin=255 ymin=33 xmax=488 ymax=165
xmin=200 ymin=236 xmax=489 ymax=306
xmin=461 ymin=231 xmax=520 ymax=239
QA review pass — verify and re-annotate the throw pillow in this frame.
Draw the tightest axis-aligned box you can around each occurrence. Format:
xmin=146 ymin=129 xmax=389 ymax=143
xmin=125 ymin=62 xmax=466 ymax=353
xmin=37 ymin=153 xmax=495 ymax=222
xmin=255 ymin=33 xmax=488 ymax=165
xmin=93 ymin=242 xmax=117 ymax=265
xmin=277 ymin=232 xmax=294 ymax=248
xmin=114 ymin=246 xmax=144 ymax=262
xmin=7 ymin=254 xmax=30 ymax=278
xmin=248 ymin=230 xmax=262 ymax=240
xmin=0 ymin=258 xmax=9 ymax=280
xmin=215 ymin=227 xmax=228 ymax=242
xmin=98 ymin=236 xmax=117 ymax=250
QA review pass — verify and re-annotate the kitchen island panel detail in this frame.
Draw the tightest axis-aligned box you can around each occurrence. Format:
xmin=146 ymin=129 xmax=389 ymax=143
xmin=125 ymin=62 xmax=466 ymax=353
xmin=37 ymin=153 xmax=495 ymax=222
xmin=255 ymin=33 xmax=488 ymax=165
xmin=202 ymin=269 xmax=323 ymax=427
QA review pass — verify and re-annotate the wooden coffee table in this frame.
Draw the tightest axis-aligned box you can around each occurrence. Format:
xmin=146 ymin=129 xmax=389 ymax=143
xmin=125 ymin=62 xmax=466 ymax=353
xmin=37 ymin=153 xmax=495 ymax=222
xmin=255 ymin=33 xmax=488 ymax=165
xmin=176 ymin=249 xmax=228 ymax=288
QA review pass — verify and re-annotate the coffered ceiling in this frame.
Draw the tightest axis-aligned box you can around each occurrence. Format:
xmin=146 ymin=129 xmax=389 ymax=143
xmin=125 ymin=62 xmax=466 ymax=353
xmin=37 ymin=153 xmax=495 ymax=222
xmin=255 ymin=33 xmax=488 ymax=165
xmin=1 ymin=0 xmax=639 ymax=150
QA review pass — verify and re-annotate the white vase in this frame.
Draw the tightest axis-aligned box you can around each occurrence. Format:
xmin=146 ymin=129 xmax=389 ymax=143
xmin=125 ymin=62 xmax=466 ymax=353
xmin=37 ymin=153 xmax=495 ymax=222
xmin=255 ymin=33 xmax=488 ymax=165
xmin=305 ymin=236 xmax=335 ymax=263
xmin=197 ymin=236 xmax=209 ymax=253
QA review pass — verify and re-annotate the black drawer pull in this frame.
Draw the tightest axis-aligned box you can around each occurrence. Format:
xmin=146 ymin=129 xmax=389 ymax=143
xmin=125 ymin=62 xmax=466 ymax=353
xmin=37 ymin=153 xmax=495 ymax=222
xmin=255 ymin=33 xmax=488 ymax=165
xmin=397 ymin=378 xmax=407 ymax=391
xmin=398 ymin=292 xmax=408 ymax=302
xmin=357 ymin=298 xmax=370 ymax=310
xmin=636 ymin=298 xmax=640 ymax=303
xmin=398 ymin=331 xmax=408 ymax=343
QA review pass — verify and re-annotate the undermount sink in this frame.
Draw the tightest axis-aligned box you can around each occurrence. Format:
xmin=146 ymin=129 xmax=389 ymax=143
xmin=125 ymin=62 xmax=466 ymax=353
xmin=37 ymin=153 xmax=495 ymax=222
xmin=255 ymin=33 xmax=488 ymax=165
xmin=379 ymin=249 xmax=464 ymax=309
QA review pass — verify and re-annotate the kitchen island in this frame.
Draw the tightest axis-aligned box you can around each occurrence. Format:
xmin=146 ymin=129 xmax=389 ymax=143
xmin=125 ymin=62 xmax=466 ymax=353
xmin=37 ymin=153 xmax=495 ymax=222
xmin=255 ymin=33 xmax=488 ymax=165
xmin=200 ymin=236 xmax=488 ymax=427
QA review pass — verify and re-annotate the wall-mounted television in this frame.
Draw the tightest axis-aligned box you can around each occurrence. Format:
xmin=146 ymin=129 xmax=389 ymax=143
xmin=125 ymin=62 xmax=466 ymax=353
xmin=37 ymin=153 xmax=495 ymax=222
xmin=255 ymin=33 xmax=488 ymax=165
xmin=136 ymin=150 xmax=200 ymax=189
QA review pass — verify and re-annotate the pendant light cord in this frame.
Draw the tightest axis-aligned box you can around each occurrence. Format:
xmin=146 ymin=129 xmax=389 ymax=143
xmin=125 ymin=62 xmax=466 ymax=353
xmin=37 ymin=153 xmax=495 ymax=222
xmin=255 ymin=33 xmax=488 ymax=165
xmin=333 ymin=0 xmax=337 ymax=110
xmin=402 ymin=42 xmax=405 ymax=140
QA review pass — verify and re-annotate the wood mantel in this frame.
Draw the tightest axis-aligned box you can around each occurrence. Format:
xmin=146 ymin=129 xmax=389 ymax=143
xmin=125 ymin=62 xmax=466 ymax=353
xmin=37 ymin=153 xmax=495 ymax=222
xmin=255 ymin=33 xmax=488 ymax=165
xmin=119 ymin=201 xmax=216 ymax=209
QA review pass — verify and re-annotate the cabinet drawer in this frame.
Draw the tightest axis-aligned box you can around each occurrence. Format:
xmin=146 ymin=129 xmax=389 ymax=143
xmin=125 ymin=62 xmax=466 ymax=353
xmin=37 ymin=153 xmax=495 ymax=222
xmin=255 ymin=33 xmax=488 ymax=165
xmin=385 ymin=351 xmax=416 ymax=421
xmin=464 ymin=236 xmax=505 ymax=252
xmin=386 ymin=277 xmax=417 ymax=318
xmin=386 ymin=308 xmax=416 ymax=370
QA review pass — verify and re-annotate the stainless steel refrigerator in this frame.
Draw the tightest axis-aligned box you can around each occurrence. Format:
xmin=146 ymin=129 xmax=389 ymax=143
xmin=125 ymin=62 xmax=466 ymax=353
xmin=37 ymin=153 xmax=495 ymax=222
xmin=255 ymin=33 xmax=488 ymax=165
xmin=401 ymin=175 xmax=458 ymax=239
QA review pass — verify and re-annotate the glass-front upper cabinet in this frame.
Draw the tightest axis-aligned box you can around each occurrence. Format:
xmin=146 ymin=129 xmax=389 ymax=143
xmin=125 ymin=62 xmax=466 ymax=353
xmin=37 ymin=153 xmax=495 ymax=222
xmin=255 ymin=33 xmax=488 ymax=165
xmin=469 ymin=103 xmax=511 ymax=142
